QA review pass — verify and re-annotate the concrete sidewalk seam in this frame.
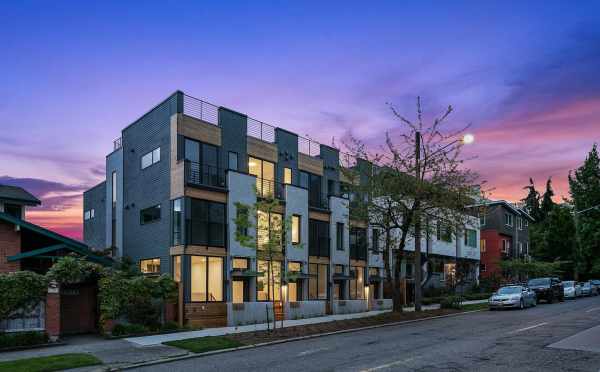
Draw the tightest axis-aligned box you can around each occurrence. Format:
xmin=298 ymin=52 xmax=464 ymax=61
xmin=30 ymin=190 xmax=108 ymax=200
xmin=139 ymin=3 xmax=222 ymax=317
xmin=110 ymin=309 xmax=485 ymax=371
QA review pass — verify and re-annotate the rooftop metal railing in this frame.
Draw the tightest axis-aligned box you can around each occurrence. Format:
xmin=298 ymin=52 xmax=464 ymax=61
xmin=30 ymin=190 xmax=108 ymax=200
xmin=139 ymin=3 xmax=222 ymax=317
xmin=183 ymin=94 xmax=219 ymax=125
xmin=298 ymin=136 xmax=320 ymax=157
xmin=113 ymin=137 xmax=122 ymax=151
xmin=247 ymin=117 xmax=276 ymax=143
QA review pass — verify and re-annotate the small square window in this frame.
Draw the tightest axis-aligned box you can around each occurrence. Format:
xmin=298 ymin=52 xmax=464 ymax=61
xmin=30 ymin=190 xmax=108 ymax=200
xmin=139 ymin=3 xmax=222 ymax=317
xmin=140 ymin=204 xmax=161 ymax=224
xmin=140 ymin=258 xmax=161 ymax=274
xmin=232 ymin=258 xmax=248 ymax=270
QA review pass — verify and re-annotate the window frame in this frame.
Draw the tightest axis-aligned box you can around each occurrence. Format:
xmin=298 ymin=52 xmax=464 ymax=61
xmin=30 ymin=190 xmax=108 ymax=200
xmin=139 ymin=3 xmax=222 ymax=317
xmin=141 ymin=147 xmax=161 ymax=169
xmin=228 ymin=151 xmax=239 ymax=171
xmin=140 ymin=258 xmax=161 ymax=275
xmin=140 ymin=204 xmax=161 ymax=225
xmin=188 ymin=199 xmax=226 ymax=247
xmin=190 ymin=255 xmax=224 ymax=302
xmin=291 ymin=214 xmax=301 ymax=245
xmin=336 ymin=222 xmax=344 ymax=251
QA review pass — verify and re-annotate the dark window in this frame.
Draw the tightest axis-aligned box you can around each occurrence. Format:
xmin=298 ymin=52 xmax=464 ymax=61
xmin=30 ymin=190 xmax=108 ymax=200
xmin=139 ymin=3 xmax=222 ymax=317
xmin=140 ymin=205 xmax=161 ymax=225
xmin=188 ymin=199 xmax=226 ymax=246
xmin=228 ymin=152 xmax=238 ymax=170
xmin=185 ymin=139 xmax=200 ymax=163
xmin=309 ymin=219 xmax=330 ymax=257
xmin=350 ymin=227 xmax=367 ymax=260
xmin=336 ymin=223 xmax=344 ymax=251
xmin=372 ymin=229 xmax=380 ymax=252
xmin=4 ymin=204 xmax=22 ymax=219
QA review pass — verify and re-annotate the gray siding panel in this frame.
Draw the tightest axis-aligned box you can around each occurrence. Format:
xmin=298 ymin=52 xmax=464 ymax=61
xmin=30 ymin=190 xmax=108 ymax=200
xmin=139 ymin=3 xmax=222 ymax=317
xmin=83 ymin=182 xmax=106 ymax=250
xmin=122 ymin=94 xmax=178 ymax=273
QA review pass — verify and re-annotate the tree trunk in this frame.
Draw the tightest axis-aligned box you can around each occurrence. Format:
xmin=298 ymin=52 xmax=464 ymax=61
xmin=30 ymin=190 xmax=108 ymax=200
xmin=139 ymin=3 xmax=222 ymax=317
xmin=392 ymin=250 xmax=404 ymax=312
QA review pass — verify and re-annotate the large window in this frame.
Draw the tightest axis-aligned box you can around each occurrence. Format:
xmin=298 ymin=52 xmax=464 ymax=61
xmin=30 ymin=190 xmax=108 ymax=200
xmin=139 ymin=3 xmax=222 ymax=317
xmin=191 ymin=256 xmax=223 ymax=302
xmin=301 ymin=171 xmax=323 ymax=208
xmin=173 ymin=256 xmax=181 ymax=282
xmin=350 ymin=227 xmax=367 ymax=260
xmin=291 ymin=215 xmax=301 ymax=245
xmin=140 ymin=258 xmax=160 ymax=274
xmin=309 ymin=219 xmax=330 ymax=257
xmin=248 ymin=157 xmax=275 ymax=198
xmin=172 ymin=199 xmax=182 ymax=245
xmin=464 ymin=229 xmax=477 ymax=248
xmin=140 ymin=204 xmax=161 ymax=225
xmin=349 ymin=266 xmax=364 ymax=299
xmin=257 ymin=260 xmax=282 ymax=301
xmin=185 ymin=139 xmax=222 ymax=187
xmin=188 ymin=199 xmax=225 ymax=246
xmin=284 ymin=167 xmax=292 ymax=185
xmin=141 ymin=147 xmax=160 ymax=169
xmin=336 ymin=223 xmax=344 ymax=251
xmin=309 ymin=263 xmax=328 ymax=300
xmin=257 ymin=211 xmax=283 ymax=251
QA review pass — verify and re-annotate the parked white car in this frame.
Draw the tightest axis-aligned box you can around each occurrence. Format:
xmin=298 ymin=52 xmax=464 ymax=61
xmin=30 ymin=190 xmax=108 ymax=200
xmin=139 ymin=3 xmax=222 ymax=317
xmin=489 ymin=285 xmax=537 ymax=310
xmin=563 ymin=281 xmax=581 ymax=299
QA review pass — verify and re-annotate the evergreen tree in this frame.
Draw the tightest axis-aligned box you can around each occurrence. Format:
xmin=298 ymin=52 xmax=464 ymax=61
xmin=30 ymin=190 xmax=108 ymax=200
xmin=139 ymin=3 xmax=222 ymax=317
xmin=521 ymin=178 xmax=541 ymax=221
xmin=539 ymin=177 xmax=555 ymax=221
xmin=569 ymin=144 xmax=600 ymax=279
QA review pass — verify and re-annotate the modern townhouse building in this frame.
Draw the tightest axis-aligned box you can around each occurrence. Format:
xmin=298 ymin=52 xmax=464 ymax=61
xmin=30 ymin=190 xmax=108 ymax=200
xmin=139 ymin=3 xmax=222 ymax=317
xmin=83 ymin=91 xmax=390 ymax=328
xmin=83 ymin=91 xmax=481 ymax=327
xmin=475 ymin=200 xmax=534 ymax=279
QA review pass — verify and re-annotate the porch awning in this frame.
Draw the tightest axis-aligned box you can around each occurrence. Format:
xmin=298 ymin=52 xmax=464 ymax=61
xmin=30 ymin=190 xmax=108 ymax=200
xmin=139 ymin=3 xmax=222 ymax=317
xmin=333 ymin=273 xmax=354 ymax=281
xmin=287 ymin=272 xmax=313 ymax=281
xmin=7 ymin=243 xmax=111 ymax=265
xmin=231 ymin=269 xmax=264 ymax=277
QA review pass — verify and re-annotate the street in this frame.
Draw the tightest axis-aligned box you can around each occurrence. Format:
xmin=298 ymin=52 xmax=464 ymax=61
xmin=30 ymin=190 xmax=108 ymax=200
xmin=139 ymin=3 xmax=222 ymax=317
xmin=132 ymin=296 xmax=600 ymax=372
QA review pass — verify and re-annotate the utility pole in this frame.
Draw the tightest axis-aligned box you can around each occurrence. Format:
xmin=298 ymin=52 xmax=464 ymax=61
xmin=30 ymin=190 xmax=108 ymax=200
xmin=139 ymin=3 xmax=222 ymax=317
xmin=414 ymin=131 xmax=422 ymax=312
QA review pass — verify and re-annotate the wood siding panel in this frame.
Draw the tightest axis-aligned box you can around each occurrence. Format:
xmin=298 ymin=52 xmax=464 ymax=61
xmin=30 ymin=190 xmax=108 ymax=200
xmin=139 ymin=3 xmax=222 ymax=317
xmin=309 ymin=211 xmax=330 ymax=222
xmin=298 ymin=153 xmax=323 ymax=176
xmin=185 ymin=303 xmax=227 ymax=328
xmin=247 ymin=137 xmax=278 ymax=162
xmin=178 ymin=114 xmax=222 ymax=146
xmin=185 ymin=187 xmax=227 ymax=203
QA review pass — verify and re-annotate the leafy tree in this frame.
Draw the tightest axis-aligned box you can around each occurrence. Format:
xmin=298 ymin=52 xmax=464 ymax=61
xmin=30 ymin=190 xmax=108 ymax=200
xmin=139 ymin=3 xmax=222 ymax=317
xmin=341 ymin=97 xmax=481 ymax=311
xmin=569 ymin=144 xmax=600 ymax=279
xmin=499 ymin=259 xmax=564 ymax=281
xmin=0 ymin=271 xmax=48 ymax=320
xmin=234 ymin=190 xmax=296 ymax=330
xmin=531 ymin=204 xmax=577 ymax=264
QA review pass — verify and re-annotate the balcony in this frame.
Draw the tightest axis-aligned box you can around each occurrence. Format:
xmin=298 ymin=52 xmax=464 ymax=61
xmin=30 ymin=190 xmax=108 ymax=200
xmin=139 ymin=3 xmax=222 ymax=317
xmin=255 ymin=178 xmax=285 ymax=201
xmin=309 ymin=192 xmax=329 ymax=210
xmin=185 ymin=161 xmax=226 ymax=189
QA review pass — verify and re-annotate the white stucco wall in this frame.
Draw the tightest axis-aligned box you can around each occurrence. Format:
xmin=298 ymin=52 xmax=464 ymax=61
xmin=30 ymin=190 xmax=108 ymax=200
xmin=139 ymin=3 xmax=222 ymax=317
xmin=285 ymin=185 xmax=309 ymax=264
xmin=227 ymin=302 xmax=274 ymax=326
xmin=285 ymin=301 xmax=326 ymax=320
xmin=330 ymin=196 xmax=350 ymax=266
xmin=332 ymin=299 xmax=368 ymax=314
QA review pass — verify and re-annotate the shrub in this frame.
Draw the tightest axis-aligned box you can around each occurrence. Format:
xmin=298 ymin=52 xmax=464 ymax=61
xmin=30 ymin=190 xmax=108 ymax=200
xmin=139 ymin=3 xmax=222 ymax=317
xmin=463 ymin=292 xmax=492 ymax=301
xmin=440 ymin=295 xmax=463 ymax=309
xmin=161 ymin=321 xmax=180 ymax=332
xmin=0 ymin=271 xmax=48 ymax=320
xmin=0 ymin=331 xmax=49 ymax=349
xmin=46 ymin=256 xmax=105 ymax=285
xmin=111 ymin=323 xmax=148 ymax=337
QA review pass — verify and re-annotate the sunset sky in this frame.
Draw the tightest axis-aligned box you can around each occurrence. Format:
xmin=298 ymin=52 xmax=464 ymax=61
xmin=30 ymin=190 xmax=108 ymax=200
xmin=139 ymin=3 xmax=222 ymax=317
xmin=1 ymin=1 xmax=599 ymax=240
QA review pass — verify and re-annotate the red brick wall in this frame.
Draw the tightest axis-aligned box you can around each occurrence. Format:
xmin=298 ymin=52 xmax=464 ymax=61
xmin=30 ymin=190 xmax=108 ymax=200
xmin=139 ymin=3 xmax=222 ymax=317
xmin=0 ymin=220 xmax=21 ymax=273
xmin=46 ymin=291 xmax=61 ymax=340
xmin=480 ymin=230 xmax=503 ymax=279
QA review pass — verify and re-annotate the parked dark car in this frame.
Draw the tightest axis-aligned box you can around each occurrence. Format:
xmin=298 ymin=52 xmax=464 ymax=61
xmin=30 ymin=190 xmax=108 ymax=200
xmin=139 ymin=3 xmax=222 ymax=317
xmin=527 ymin=277 xmax=564 ymax=303
xmin=591 ymin=280 xmax=600 ymax=295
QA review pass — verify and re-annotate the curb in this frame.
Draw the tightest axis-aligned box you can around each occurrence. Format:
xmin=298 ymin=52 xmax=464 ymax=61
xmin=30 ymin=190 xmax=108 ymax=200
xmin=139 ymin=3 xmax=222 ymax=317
xmin=111 ymin=308 xmax=485 ymax=371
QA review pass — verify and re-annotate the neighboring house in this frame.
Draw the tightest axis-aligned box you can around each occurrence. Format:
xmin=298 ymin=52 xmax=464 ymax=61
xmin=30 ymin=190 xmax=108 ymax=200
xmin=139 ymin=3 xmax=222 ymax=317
xmin=0 ymin=185 xmax=109 ymax=274
xmin=83 ymin=91 xmax=388 ymax=328
xmin=474 ymin=200 xmax=534 ymax=279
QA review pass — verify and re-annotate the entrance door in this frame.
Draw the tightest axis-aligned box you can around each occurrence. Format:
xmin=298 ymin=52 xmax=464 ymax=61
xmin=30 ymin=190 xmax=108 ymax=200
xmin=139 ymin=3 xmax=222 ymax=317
xmin=232 ymin=280 xmax=245 ymax=303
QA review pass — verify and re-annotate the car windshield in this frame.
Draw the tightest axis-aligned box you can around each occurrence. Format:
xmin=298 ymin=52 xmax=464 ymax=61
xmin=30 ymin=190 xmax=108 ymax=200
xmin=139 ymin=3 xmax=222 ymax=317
xmin=497 ymin=287 xmax=522 ymax=295
xmin=528 ymin=278 xmax=550 ymax=286
xmin=583 ymin=283 xmax=591 ymax=288
xmin=563 ymin=281 xmax=575 ymax=287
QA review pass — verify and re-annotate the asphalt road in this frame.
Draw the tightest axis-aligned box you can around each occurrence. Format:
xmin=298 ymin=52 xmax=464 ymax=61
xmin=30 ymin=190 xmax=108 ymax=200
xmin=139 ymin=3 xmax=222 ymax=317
xmin=132 ymin=296 xmax=600 ymax=372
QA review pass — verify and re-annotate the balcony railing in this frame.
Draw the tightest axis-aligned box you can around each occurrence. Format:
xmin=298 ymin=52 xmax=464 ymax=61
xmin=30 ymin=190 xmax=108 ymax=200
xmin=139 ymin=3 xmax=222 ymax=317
xmin=183 ymin=94 xmax=219 ymax=125
xmin=255 ymin=178 xmax=285 ymax=200
xmin=247 ymin=117 xmax=276 ymax=143
xmin=113 ymin=137 xmax=122 ymax=151
xmin=185 ymin=161 xmax=226 ymax=189
xmin=309 ymin=192 xmax=329 ymax=210
xmin=298 ymin=136 xmax=320 ymax=157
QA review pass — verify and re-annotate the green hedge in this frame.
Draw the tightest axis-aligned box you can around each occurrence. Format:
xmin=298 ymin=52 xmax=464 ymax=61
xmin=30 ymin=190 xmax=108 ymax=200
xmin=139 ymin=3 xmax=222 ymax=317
xmin=0 ymin=331 xmax=49 ymax=349
xmin=0 ymin=272 xmax=48 ymax=320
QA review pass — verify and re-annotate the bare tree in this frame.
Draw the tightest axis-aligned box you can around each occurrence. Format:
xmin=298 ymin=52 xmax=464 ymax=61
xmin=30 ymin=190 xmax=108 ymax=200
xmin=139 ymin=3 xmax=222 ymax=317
xmin=341 ymin=97 xmax=482 ymax=312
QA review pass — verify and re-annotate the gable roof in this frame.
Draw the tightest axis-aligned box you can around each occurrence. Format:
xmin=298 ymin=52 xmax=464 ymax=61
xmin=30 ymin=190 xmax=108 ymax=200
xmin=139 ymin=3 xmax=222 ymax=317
xmin=470 ymin=199 xmax=535 ymax=221
xmin=0 ymin=212 xmax=112 ymax=266
xmin=0 ymin=185 xmax=41 ymax=206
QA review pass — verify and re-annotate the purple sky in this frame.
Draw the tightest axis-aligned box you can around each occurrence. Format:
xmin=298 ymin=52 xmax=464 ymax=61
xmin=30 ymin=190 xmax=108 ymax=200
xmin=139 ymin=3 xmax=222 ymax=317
xmin=1 ymin=1 xmax=599 ymax=239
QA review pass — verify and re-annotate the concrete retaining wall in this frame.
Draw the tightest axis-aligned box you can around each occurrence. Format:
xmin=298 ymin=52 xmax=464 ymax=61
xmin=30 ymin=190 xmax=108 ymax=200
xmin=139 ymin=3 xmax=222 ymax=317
xmin=332 ymin=299 xmax=368 ymax=314
xmin=286 ymin=301 xmax=327 ymax=320
xmin=370 ymin=298 xmax=393 ymax=311
xmin=227 ymin=302 xmax=274 ymax=327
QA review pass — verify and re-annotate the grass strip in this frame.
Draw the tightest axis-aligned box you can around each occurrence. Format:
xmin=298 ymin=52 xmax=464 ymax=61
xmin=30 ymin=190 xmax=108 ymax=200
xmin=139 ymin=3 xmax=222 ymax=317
xmin=0 ymin=353 xmax=101 ymax=372
xmin=165 ymin=336 xmax=244 ymax=353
